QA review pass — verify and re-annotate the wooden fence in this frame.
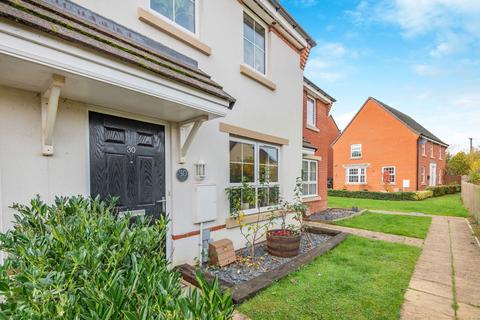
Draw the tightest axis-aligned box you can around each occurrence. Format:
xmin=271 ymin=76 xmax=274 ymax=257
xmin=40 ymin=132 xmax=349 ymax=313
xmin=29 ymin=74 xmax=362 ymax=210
xmin=462 ymin=180 xmax=480 ymax=222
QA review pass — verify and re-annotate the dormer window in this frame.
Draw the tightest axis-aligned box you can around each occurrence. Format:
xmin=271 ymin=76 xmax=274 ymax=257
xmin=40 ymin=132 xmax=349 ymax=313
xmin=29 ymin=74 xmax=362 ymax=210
xmin=151 ymin=0 xmax=196 ymax=33
xmin=243 ymin=12 xmax=266 ymax=74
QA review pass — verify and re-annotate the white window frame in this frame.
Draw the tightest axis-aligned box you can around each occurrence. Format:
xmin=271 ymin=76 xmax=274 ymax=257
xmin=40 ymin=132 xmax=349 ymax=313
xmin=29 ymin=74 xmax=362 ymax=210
xmin=438 ymin=168 xmax=442 ymax=185
xmin=229 ymin=137 xmax=280 ymax=214
xmin=243 ymin=11 xmax=268 ymax=75
xmin=302 ymin=159 xmax=318 ymax=197
xmin=421 ymin=166 xmax=426 ymax=185
xmin=350 ymin=144 xmax=362 ymax=159
xmin=439 ymin=146 xmax=443 ymax=160
xmin=430 ymin=143 xmax=434 ymax=158
xmin=306 ymin=96 xmax=316 ymax=128
xmin=150 ymin=0 xmax=199 ymax=36
xmin=382 ymin=166 xmax=396 ymax=184
xmin=421 ymin=142 xmax=426 ymax=156
xmin=345 ymin=166 xmax=367 ymax=185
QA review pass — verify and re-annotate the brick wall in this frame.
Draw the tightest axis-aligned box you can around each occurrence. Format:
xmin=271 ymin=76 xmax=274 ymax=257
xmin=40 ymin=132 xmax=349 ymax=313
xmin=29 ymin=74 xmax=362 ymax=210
xmin=417 ymin=140 xmax=447 ymax=190
xmin=303 ymin=89 xmax=331 ymax=213
xmin=332 ymin=99 xmax=419 ymax=191
xmin=325 ymin=115 xmax=341 ymax=183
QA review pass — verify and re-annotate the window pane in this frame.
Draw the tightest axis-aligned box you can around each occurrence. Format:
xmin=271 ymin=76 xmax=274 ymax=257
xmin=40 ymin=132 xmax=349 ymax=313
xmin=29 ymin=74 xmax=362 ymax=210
xmin=260 ymin=146 xmax=278 ymax=165
xmin=243 ymin=163 xmax=255 ymax=182
xmin=175 ymin=0 xmax=195 ymax=32
xmin=243 ymin=143 xmax=255 ymax=163
xmin=310 ymin=183 xmax=317 ymax=195
xmin=254 ymin=22 xmax=265 ymax=49
xmin=230 ymin=163 xmax=242 ymax=183
xmin=243 ymin=14 xmax=255 ymax=42
xmin=302 ymin=160 xmax=308 ymax=181
xmin=151 ymin=0 xmax=174 ymax=19
xmin=258 ymin=187 xmax=268 ymax=207
xmin=229 ymin=141 xmax=242 ymax=162
xmin=302 ymin=183 xmax=308 ymax=195
xmin=269 ymin=165 xmax=278 ymax=182
xmin=309 ymin=162 xmax=317 ymax=181
xmin=254 ymin=46 xmax=265 ymax=73
xmin=307 ymin=98 xmax=315 ymax=126
xmin=244 ymin=39 xmax=254 ymax=68
xmin=269 ymin=186 xmax=280 ymax=205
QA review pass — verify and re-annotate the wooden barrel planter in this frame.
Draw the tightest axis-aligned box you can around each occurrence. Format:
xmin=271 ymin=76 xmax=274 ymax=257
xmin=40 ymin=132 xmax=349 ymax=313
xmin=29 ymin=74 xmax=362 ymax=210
xmin=266 ymin=229 xmax=301 ymax=257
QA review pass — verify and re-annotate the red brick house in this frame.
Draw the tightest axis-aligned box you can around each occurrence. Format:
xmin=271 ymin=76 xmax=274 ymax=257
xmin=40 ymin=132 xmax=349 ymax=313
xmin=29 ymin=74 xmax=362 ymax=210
xmin=332 ymin=97 xmax=448 ymax=192
xmin=326 ymin=115 xmax=341 ymax=188
xmin=302 ymin=77 xmax=336 ymax=213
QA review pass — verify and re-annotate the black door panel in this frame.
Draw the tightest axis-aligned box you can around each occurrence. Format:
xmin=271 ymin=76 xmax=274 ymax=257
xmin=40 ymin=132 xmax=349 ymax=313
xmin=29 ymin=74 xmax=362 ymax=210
xmin=89 ymin=112 xmax=166 ymax=221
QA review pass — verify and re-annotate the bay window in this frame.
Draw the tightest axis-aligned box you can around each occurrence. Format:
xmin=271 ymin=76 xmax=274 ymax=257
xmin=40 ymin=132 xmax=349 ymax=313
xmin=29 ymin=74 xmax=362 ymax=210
xmin=243 ymin=12 xmax=266 ymax=74
xmin=229 ymin=138 xmax=279 ymax=213
xmin=302 ymin=159 xmax=318 ymax=196
xmin=151 ymin=0 xmax=196 ymax=33
xmin=346 ymin=166 xmax=366 ymax=184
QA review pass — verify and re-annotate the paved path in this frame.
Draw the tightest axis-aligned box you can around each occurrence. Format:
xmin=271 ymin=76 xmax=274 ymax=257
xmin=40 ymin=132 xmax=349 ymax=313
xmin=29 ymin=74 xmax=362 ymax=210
xmin=398 ymin=216 xmax=480 ymax=320
xmin=305 ymin=221 xmax=424 ymax=247
xmin=307 ymin=214 xmax=480 ymax=319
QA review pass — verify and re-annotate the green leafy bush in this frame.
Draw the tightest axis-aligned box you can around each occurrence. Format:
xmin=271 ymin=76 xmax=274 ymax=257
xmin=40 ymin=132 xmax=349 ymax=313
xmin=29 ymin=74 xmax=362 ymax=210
xmin=0 ymin=196 xmax=234 ymax=319
xmin=412 ymin=190 xmax=434 ymax=200
xmin=328 ymin=189 xmax=433 ymax=201
xmin=426 ymin=185 xmax=461 ymax=197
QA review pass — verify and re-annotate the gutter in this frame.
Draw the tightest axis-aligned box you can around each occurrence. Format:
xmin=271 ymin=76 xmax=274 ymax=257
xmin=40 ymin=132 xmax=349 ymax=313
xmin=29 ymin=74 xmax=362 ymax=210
xmin=416 ymin=137 xmax=420 ymax=191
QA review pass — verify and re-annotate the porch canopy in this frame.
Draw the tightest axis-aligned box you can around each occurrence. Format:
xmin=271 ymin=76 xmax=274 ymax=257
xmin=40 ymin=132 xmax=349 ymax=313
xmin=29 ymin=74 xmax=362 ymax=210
xmin=0 ymin=0 xmax=235 ymax=125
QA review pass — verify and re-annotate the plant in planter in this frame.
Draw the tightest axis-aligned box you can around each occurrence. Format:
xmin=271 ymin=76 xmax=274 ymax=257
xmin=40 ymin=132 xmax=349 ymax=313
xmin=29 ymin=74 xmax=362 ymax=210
xmin=225 ymin=179 xmax=273 ymax=260
xmin=267 ymin=177 xmax=308 ymax=258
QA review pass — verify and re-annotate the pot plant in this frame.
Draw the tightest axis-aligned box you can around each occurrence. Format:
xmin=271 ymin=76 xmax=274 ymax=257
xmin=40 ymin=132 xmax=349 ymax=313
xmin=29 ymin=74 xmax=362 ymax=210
xmin=267 ymin=178 xmax=308 ymax=257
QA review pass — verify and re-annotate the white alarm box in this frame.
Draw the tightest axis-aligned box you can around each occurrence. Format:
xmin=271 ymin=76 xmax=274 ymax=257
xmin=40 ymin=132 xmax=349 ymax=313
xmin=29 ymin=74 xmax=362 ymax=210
xmin=194 ymin=184 xmax=217 ymax=223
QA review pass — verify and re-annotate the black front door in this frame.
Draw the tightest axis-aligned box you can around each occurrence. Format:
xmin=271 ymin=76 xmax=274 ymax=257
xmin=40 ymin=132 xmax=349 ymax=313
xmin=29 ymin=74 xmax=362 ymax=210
xmin=89 ymin=112 xmax=166 ymax=221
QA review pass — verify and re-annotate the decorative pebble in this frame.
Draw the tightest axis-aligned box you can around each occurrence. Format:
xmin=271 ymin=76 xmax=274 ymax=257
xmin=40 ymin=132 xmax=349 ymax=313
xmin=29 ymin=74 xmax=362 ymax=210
xmin=202 ymin=233 xmax=332 ymax=284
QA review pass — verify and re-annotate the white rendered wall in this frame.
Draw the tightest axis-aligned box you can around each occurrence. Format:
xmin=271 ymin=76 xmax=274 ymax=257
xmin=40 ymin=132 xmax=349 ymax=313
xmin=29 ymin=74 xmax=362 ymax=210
xmin=0 ymin=0 xmax=305 ymax=265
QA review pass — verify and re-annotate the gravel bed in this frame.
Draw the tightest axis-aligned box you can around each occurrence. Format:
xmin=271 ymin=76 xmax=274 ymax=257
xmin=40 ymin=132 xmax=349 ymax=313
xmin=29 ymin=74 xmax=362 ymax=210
xmin=307 ymin=208 xmax=358 ymax=221
xmin=202 ymin=232 xmax=332 ymax=284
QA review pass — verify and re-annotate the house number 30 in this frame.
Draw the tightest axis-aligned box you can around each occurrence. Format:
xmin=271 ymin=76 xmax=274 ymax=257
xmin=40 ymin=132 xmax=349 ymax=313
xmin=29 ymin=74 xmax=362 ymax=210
xmin=126 ymin=146 xmax=136 ymax=154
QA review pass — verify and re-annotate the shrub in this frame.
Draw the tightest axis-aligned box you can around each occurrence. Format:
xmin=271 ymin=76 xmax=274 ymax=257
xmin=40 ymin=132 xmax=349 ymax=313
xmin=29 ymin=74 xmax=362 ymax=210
xmin=328 ymin=189 xmax=433 ymax=201
xmin=426 ymin=185 xmax=461 ymax=197
xmin=0 ymin=196 xmax=234 ymax=319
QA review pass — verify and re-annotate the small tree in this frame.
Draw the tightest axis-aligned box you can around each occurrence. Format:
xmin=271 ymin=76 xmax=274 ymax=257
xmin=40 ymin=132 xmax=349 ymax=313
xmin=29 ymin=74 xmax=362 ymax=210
xmin=225 ymin=179 xmax=272 ymax=259
xmin=382 ymin=169 xmax=391 ymax=192
xmin=447 ymin=152 xmax=470 ymax=175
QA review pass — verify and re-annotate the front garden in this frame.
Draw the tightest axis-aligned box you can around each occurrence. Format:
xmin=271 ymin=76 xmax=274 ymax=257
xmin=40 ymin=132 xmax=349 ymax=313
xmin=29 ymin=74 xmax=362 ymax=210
xmin=239 ymin=236 xmax=421 ymax=320
xmin=329 ymin=193 xmax=468 ymax=217
xmin=333 ymin=211 xmax=432 ymax=239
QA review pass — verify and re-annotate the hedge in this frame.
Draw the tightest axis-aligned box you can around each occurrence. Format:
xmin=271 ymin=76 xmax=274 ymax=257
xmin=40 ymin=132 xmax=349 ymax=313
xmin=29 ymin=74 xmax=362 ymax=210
xmin=426 ymin=184 xmax=461 ymax=197
xmin=328 ymin=189 xmax=433 ymax=201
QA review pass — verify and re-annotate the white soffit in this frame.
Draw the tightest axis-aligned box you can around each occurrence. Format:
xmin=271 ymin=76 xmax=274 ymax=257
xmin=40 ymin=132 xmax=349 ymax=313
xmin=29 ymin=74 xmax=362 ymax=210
xmin=0 ymin=22 xmax=229 ymax=122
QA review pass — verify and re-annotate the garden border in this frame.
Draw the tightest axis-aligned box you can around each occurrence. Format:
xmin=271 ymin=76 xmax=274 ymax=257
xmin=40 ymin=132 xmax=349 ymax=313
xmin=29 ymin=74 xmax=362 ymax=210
xmin=304 ymin=208 xmax=368 ymax=223
xmin=177 ymin=226 xmax=348 ymax=303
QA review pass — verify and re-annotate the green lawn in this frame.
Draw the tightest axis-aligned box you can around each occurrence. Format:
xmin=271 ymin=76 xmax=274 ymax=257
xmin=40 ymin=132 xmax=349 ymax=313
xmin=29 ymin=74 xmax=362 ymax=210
xmin=329 ymin=193 xmax=468 ymax=217
xmin=239 ymin=236 xmax=421 ymax=320
xmin=334 ymin=211 xmax=432 ymax=239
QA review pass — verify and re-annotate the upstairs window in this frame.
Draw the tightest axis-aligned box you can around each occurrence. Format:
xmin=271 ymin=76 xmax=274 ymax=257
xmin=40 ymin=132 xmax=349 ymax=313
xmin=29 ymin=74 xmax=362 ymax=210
xmin=350 ymin=144 xmax=362 ymax=159
xmin=302 ymin=159 xmax=318 ymax=196
xmin=151 ymin=0 xmax=196 ymax=33
xmin=421 ymin=142 xmax=426 ymax=156
xmin=421 ymin=166 xmax=426 ymax=185
xmin=243 ymin=13 xmax=266 ymax=74
xmin=306 ymin=97 xmax=316 ymax=127
xmin=439 ymin=146 xmax=443 ymax=160
xmin=430 ymin=143 xmax=434 ymax=158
